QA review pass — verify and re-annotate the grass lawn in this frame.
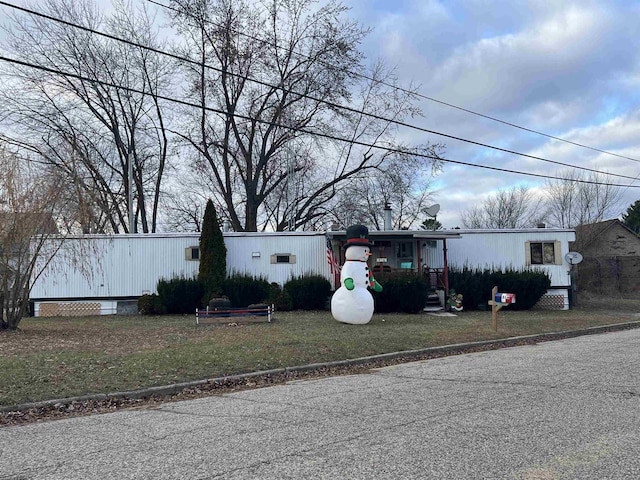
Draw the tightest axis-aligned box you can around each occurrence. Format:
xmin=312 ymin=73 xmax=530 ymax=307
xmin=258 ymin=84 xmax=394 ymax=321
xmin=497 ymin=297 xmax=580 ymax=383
xmin=1 ymin=296 xmax=639 ymax=407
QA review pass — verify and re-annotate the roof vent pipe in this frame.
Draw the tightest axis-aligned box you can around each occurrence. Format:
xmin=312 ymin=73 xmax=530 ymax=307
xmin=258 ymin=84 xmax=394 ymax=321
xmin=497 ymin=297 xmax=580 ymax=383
xmin=223 ymin=219 xmax=231 ymax=232
xmin=384 ymin=203 xmax=392 ymax=230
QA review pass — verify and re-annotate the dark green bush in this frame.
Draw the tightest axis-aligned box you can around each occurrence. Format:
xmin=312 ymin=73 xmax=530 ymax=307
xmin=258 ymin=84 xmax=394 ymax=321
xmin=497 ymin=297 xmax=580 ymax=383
xmin=137 ymin=294 xmax=166 ymax=315
xmin=371 ymin=271 xmax=430 ymax=313
xmin=266 ymin=282 xmax=293 ymax=311
xmin=222 ymin=273 xmax=271 ymax=307
xmin=157 ymin=276 xmax=204 ymax=314
xmin=449 ymin=267 xmax=551 ymax=310
xmin=284 ymin=274 xmax=332 ymax=310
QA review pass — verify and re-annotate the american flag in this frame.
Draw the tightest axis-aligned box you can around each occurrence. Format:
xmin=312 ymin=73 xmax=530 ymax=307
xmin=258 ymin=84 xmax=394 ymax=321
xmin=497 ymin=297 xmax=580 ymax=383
xmin=326 ymin=236 xmax=340 ymax=275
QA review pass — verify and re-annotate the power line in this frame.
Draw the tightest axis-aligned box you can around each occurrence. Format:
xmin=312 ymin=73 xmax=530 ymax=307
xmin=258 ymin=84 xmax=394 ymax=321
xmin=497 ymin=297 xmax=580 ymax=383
xmin=1 ymin=0 xmax=638 ymax=183
xmin=1 ymin=53 xmax=639 ymax=189
xmin=146 ymin=0 xmax=640 ymax=166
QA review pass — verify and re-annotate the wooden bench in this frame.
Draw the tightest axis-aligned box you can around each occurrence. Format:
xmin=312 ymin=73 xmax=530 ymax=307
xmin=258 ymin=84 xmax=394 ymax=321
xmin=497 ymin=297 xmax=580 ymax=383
xmin=195 ymin=304 xmax=274 ymax=325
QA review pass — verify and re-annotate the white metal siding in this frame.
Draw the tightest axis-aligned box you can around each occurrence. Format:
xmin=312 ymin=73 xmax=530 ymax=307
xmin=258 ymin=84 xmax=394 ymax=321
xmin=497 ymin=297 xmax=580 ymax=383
xmin=30 ymin=232 xmax=332 ymax=300
xmin=30 ymin=234 xmax=202 ymax=299
xmin=422 ymin=230 xmax=575 ymax=287
xmin=224 ymin=233 xmax=330 ymax=286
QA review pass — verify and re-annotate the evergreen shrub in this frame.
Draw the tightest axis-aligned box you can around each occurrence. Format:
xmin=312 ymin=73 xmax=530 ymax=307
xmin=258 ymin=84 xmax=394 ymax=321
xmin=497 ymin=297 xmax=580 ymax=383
xmin=267 ymin=282 xmax=293 ymax=311
xmin=137 ymin=294 xmax=166 ymax=315
xmin=284 ymin=274 xmax=331 ymax=310
xmin=222 ymin=273 xmax=271 ymax=307
xmin=449 ymin=267 xmax=551 ymax=311
xmin=371 ymin=271 xmax=430 ymax=313
xmin=157 ymin=276 xmax=204 ymax=314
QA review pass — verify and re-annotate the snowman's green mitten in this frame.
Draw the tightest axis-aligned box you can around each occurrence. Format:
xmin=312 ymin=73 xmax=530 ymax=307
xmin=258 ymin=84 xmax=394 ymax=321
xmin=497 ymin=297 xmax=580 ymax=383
xmin=344 ymin=278 xmax=354 ymax=290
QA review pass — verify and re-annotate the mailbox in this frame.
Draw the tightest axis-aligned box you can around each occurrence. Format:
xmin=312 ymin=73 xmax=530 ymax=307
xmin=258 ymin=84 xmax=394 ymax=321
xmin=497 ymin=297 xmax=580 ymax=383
xmin=494 ymin=293 xmax=516 ymax=304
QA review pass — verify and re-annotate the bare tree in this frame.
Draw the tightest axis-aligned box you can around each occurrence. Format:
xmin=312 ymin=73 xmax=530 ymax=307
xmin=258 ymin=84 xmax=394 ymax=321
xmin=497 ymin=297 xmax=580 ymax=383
xmin=0 ymin=143 xmax=64 ymax=330
xmin=324 ymin=148 xmax=443 ymax=231
xmin=1 ymin=0 xmax=174 ymax=233
xmin=544 ymin=171 xmax=623 ymax=228
xmin=170 ymin=0 xmax=442 ymax=231
xmin=461 ymin=185 xmax=547 ymax=229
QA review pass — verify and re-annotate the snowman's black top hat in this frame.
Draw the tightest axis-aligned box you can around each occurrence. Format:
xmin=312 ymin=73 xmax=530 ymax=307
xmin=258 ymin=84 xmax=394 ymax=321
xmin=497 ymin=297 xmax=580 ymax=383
xmin=344 ymin=224 xmax=374 ymax=248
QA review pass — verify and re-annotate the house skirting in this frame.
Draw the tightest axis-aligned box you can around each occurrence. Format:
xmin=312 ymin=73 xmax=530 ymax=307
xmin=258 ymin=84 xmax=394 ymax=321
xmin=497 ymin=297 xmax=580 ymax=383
xmin=33 ymin=299 xmax=138 ymax=317
xmin=534 ymin=288 xmax=569 ymax=310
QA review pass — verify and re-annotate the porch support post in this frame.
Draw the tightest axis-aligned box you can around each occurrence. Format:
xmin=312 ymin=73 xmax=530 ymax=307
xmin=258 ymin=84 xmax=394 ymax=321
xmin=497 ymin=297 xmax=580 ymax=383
xmin=443 ymin=238 xmax=450 ymax=302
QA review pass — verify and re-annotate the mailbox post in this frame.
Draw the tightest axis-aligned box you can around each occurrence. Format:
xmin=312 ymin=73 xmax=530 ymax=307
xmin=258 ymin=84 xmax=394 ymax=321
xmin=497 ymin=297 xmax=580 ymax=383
xmin=487 ymin=286 xmax=516 ymax=331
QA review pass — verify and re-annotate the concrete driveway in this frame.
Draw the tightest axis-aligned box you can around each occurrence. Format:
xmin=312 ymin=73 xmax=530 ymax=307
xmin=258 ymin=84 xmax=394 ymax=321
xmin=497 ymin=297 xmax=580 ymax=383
xmin=2 ymin=328 xmax=640 ymax=479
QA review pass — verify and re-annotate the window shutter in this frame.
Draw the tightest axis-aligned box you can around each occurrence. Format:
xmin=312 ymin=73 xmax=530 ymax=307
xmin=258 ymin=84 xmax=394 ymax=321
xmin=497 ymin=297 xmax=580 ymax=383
xmin=524 ymin=241 xmax=531 ymax=266
xmin=554 ymin=241 xmax=562 ymax=265
xmin=185 ymin=247 xmax=199 ymax=260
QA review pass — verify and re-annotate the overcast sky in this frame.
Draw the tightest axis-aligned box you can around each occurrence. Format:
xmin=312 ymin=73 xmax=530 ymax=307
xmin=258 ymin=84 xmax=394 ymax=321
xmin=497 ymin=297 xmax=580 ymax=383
xmin=345 ymin=0 xmax=640 ymax=227
xmin=2 ymin=0 xmax=640 ymax=229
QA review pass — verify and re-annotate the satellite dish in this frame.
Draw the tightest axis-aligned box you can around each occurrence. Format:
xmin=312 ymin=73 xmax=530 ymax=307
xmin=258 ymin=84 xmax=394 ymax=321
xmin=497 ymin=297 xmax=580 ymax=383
xmin=564 ymin=252 xmax=583 ymax=265
xmin=425 ymin=204 xmax=440 ymax=217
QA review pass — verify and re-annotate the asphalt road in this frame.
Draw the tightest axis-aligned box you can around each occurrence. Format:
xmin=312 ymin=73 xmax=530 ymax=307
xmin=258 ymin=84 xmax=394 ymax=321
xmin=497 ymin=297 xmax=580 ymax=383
xmin=2 ymin=328 xmax=640 ymax=479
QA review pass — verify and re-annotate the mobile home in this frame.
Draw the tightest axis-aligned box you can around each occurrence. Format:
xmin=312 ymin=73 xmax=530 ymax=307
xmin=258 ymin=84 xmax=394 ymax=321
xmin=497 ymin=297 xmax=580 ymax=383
xmin=30 ymin=227 xmax=576 ymax=316
xmin=30 ymin=232 xmax=330 ymax=316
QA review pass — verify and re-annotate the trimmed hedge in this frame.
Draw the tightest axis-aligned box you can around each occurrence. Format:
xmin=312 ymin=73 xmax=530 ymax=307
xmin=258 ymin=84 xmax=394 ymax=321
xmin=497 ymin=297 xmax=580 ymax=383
xmin=138 ymin=294 xmax=166 ymax=315
xmin=371 ymin=271 xmax=430 ymax=313
xmin=267 ymin=282 xmax=293 ymax=311
xmin=284 ymin=274 xmax=332 ymax=310
xmin=157 ymin=276 xmax=204 ymax=314
xmin=449 ymin=267 xmax=551 ymax=311
xmin=222 ymin=273 xmax=271 ymax=307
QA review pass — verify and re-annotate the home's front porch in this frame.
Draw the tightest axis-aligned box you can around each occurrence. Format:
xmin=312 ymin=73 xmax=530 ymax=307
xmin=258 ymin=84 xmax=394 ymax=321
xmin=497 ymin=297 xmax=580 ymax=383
xmin=327 ymin=229 xmax=461 ymax=310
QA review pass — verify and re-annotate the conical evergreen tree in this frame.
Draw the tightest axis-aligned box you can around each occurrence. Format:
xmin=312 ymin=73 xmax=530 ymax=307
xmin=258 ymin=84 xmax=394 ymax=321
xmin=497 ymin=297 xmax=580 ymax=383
xmin=199 ymin=199 xmax=227 ymax=303
xmin=622 ymin=200 xmax=640 ymax=234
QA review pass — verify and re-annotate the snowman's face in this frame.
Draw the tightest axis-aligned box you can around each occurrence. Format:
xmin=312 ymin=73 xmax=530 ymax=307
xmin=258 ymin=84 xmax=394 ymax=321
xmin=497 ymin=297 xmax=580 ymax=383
xmin=345 ymin=245 xmax=370 ymax=261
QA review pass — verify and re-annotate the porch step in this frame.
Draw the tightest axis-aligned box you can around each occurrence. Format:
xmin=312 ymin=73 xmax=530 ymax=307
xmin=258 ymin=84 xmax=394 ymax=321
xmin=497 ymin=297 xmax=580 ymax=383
xmin=424 ymin=292 xmax=443 ymax=312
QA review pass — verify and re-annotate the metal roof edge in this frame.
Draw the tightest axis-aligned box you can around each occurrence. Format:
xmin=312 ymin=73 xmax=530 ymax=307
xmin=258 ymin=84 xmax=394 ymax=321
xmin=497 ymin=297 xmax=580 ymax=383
xmin=442 ymin=228 xmax=575 ymax=234
xmin=36 ymin=231 xmax=333 ymax=240
xmin=223 ymin=231 xmax=327 ymax=237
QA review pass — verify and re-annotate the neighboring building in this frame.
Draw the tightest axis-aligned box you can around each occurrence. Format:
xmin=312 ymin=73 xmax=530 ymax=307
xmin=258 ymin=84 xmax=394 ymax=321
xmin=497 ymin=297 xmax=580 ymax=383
xmin=573 ymin=219 xmax=640 ymax=256
xmin=30 ymin=226 xmax=576 ymax=316
xmin=572 ymin=219 xmax=640 ymax=294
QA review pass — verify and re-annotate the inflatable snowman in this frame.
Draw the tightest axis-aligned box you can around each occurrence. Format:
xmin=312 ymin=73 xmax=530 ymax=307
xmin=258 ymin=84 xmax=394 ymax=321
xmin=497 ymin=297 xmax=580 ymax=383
xmin=331 ymin=225 xmax=383 ymax=325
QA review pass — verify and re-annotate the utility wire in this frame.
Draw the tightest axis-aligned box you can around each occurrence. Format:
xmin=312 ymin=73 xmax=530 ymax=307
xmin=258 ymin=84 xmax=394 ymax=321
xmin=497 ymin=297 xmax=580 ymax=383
xmin=146 ymin=0 xmax=640 ymax=165
xmin=1 ymin=0 xmax=638 ymax=183
xmin=1 ymin=53 xmax=638 ymax=189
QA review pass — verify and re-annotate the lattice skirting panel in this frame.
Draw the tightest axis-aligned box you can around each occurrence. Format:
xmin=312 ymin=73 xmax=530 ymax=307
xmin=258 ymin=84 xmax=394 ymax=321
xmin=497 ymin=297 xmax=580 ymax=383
xmin=534 ymin=289 xmax=569 ymax=310
xmin=35 ymin=301 xmax=117 ymax=317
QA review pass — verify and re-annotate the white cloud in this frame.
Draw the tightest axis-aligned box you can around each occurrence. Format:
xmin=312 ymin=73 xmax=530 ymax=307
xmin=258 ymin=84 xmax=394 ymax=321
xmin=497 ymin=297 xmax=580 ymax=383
xmin=342 ymin=0 xmax=640 ymax=227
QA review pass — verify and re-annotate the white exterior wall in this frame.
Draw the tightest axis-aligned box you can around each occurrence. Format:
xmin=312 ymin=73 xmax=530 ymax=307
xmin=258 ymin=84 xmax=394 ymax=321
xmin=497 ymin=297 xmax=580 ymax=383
xmin=30 ymin=232 xmax=332 ymax=300
xmin=422 ymin=229 xmax=575 ymax=287
xmin=30 ymin=234 xmax=202 ymax=299
xmin=224 ymin=232 xmax=330 ymax=286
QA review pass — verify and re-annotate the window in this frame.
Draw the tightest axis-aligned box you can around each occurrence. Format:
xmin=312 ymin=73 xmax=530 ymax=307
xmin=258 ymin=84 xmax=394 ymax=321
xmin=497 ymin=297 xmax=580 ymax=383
xmin=270 ymin=253 xmax=297 ymax=264
xmin=526 ymin=241 xmax=561 ymax=265
xmin=185 ymin=246 xmax=199 ymax=260
xmin=395 ymin=241 xmax=414 ymax=269
xmin=396 ymin=241 xmax=413 ymax=258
